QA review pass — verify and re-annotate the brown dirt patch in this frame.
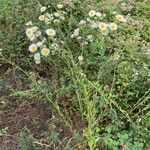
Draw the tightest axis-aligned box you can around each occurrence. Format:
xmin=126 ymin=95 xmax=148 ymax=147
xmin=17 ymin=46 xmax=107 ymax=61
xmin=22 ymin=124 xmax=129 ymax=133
xmin=0 ymin=62 xmax=85 ymax=149
xmin=0 ymin=101 xmax=52 ymax=150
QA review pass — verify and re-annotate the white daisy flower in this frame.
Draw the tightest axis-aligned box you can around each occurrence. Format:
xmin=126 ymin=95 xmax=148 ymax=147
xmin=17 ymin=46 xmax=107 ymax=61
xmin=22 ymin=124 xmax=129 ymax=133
xmin=89 ymin=10 xmax=96 ymax=17
xmin=113 ymin=11 xmax=117 ymax=14
xmin=26 ymin=27 xmax=37 ymax=40
xmin=35 ymin=60 xmax=41 ymax=64
xmin=91 ymin=22 xmax=98 ymax=28
xmin=99 ymin=22 xmax=108 ymax=31
xmin=71 ymin=28 xmax=80 ymax=38
xmin=46 ymin=13 xmax=51 ymax=18
xmin=81 ymin=41 xmax=88 ymax=46
xmin=42 ymin=37 xmax=47 ymax=43
xmin=46 ymin=13 xmax=54 ymax=21
xmin=41 ymin=48 xmax=50 ymax=56
xmin=31 ymin=26 xmax=38 ymax=32
xmin=40 ymin=6 xmax=47 ymax=13
xmin=103 ymin=13 xmax=106 ymax=17
xmin=29 ymin=43 xmax=38 ymax=52
xmin=71 ymin=34 xmax=75 ymax=38
xmin=101 ymin=29 xmax=109 ymax=35
xmin=26 ymin=21 xmax=33 ymax=26
xmin=50 ymin=13 xmax=54 ymax=17
xmin=35 ymin=31 xmax=41 ymax=37
xmin=26 ymin=28 xmax=34 ymax=38
xmin=109 ymin=23 xmax=118 ymax=31
xmin=87 ymin=35 xmax=93 ymax=41
xmin=46 ymin=29 xmax=56 ymax=36
xmin=36 ymin=41 xmax=43 ymax=47
xmin=50 ymin=16 xmax=54 ymax=21
xmin=60 ymin=16 xmax=65 ymax=20
xmin=45 ymin=17 xmax=51 ymax=24
xmin=53 ymin=19 xmax=60 ymax=23
xmin=54 ymin=12 xmax=60 ymax=17
xmin=57 ymin=4 xmax=63 ymax=9
xmin=51 ymin=43 xmax=59 ymax=50
xmin=51 ymin=50 xmax=55 ymax=55
xmin=74 ymin=28 xmax=80 ymax=36
xmin=62 ymin=11 xmax=66 ymax=15
xmin=78 ymin=55 xmax=84 ymax=64
xmin=39 ymin=15 xmax=45 ymax=21
xmin=77 ymin=36 xmax=82 ymax=40
xmin=78 ymin=20 xmax=86 ymax=26
xmin=87 ymin=18 xmax=92 ymax=23
xmin=96 ymin=12 xmax=102 ymax=18
xmin=60 ymin=41 xmax=65 ymax=44
xmin=116 ymin=15 xmax=126 ymax=22
xmin=34 ymin=53 xmax=41 ymax=64
xmin=29 ymin=35 xmax=36 ymax=41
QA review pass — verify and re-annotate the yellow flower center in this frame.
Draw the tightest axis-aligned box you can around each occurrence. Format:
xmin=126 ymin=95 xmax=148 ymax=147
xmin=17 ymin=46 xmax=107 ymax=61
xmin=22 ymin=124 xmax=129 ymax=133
xmin=111 ymin=24 xmax=115 ymax=29
xmin=90 ymin=12 xmax=94 ymax=15
xmin=102 ymin=30 xmax=107 ymax=33
xmin=117 ymin=15 xmax=123 ymax=21
xmin=39 ymin=15 xmax=45 ymax=21
xmin=48 ymin=31 xmax=53 ymax=35
xmin=31 ymin=46 xmax=37 ymax=51
xmin=101 ymin=29 xmax=109 ymax=35
xmin=28 ymin=31 xmax=31 ymax=34
xmin=100 ymin=24 xmax=105 ymax=28
xmin=43 ymin=49 xmax=49 ymax=55
xmin=27 ymin=29 xmax=33 ymax=35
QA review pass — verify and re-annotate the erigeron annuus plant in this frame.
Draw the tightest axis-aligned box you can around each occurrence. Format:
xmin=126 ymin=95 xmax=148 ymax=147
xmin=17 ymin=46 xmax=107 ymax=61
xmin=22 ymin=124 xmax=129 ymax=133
xmin=73 ymin=10 xmax=126 ymax=40
xmin=25 ymin=4 xmax=67 ymax=64
xmin=26 ymin=4 xmax=127 ymax=64
xmin=25 ymin=5 xmax=128 ymax=149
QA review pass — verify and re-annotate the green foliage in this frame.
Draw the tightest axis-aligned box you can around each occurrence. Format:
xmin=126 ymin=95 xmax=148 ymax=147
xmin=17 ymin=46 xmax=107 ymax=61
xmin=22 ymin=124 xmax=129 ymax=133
xmin=18 ymin=131 xmax=41 ymax=150
xmin=0 ymin=0 xmax=150 ymax=150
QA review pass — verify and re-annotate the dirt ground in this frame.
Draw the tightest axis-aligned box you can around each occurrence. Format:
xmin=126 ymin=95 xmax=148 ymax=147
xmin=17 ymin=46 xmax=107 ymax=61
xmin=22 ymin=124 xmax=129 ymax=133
xmin=0 ymin=65 xmax=85 ymax=150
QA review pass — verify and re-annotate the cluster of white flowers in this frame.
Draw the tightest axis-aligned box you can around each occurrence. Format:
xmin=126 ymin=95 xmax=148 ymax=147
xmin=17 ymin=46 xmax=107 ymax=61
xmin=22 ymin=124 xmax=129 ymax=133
xmin=86 ymin=35 xmax=93 ymax=42
xmin=89 ymin=10 xmax=102 ymax=18
xmin=51 ymin=41 xmax=61 ymax=55
xmin=69 ymin=11 xmax=127 ymax=65
xmin=39 ymin=4 xmax=66 ymax=25
xmin=71 ymin=28 xmax=80 ymax=38
xmin=71 ymin=10 xmax=127 ymax=45
xmin=71 ymin=28 xmax=93 ymax=46
xmin=28 ymin=40 xmax=51 ymax=64
xmin=26 ymin=25 xmax=41 ymax=41
xmin=81 ymin=35 xmax=94 ymax=46
xmin=25 ymin=4 xmax=127 ymax=64
xmin=46 ymin=28 xmax=56 ymax=36
xmin=116 ymin=15 xmax=127 ymax=22
xmin=89 ymin=11 xmax=127 ymax=35
xmin=78 ymin=20 xmax=86 ymax=26
xmin=97 ymin=22 xmax=118 ymax=35
xmin=40 ymin=6 xmax=47 ymax=13
xmin=25 ymin=4 xmax=67 ymax=64
xmin=34 ymin=53 xmax=41 ymax=64
xmin=26 ymin=23 xmax=56 ymax=63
